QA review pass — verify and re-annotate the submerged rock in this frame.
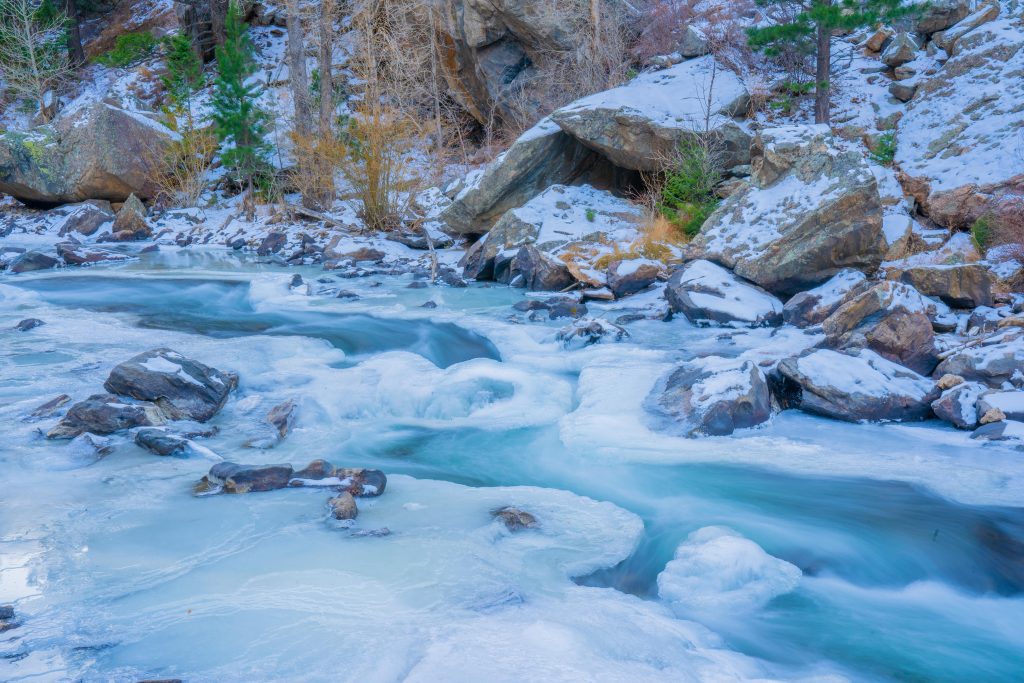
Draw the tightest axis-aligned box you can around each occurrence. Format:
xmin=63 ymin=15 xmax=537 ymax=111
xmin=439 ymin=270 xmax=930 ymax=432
xmin=329 ymin=492 xmax=358 ymax=520
xmin=9 ymin=251 xmax=58 ymax=273
xmin=198 ymin=462 xmax=295 ymax=494
xmin=103 ymin=348 xmax=237 ymax=422
xmin=649 ymin=359 xmax=773 ymax=437
xmin=266 ymin=399 xmax=297 ymax=440
xmin=665 ymin=260 xmax=783 ymax=327
xmin=555 ymin=318 xmax=629 ymax=349
xmin=30 ymin=393 xmax=71 ymax=418
xmin=15 ymin=318 xmax=45 ymax=331
xmin=56 ymin=242 xmax=131 ymax=266
xmin=777 ymin=349 xmax=938 ymax=422
xmin=0 ymin=604 xmax=19 ymax=633
xmin=134 ymin=428 xmax=189 ymax=456
xmin=47 ymin=394 xmax=164 ymax=439
xmin=493 ymin=507 xmax=539 ymax=531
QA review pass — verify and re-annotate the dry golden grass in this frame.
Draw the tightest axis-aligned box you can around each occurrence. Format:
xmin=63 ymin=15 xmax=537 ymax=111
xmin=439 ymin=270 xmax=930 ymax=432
xmin=289 ymin=130 xmax=347 ymax=211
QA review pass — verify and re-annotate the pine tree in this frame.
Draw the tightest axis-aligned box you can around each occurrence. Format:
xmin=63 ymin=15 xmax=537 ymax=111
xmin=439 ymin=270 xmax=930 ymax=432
xmin=747 ymin=0 xmax=916 ymax=124
xmin=162 ymin=32 xmax=203 ymax=113
xmin=211 ymin=0 xmax=269 ymax=219
xmin=0 ymin=0 xmax=74 ymax=121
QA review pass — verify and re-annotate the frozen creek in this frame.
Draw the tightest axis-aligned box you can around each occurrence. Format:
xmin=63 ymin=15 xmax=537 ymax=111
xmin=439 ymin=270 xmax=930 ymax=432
xmin=1 ymin=251 xmax=1023 ymax=682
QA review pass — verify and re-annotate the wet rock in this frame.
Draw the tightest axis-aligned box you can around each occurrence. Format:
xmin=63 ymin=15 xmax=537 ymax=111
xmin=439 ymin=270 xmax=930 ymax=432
xmin=293 ymin=459 xmax=334 ymax=480
xmin=508 ymin=245 xmax=575 ymax=291
xmin=266 ymin=399 xmax=297 ymax=439
xmin=134 ymin=428 xmax=189 ymax=456
xmin=692 ymin=125 xmax=883 ymax=296
xmin=288 ymin=274 xmax=304 ymax=288
xmin=931 ymin=381 xmax=985 ymax=429
xmin=777 ymin=349 xmax=938 ymax=422
xmin=350 ymin=527 xmax=391 ymax=538
xmin=648 ymin=359 xmax=773 ymax=437
xmin=547 ymin=299 xmax=588 ymax=319
xmin=68 ymin=432 xmax=113 ymax=459
xmin=9 ymin=251 xmax=58 ymax=273
xmin=420 ymin=300 xmax=438 ymax=309
xmin=0 ymin=604 xmax=18 ymax=633
xmin=15 ymin=318 xmax=45 ymax=331
xmin=607 ymin=259 xmax=662 ymax=298
xmin=783 ymin=269 xmax=868 ymax=327
xmin=896 ymin=264 xmax=994 ymax=309
xmin=336 ymin=290 xmax=359 ymax=300
xmin=970 ymin=420 xmax=1024 ymax=441
xmin=493 ymin=507 xmax=538 ymax=531
xmin=228 ymin=236 xmax=246 ymax=250
xmin=287 ymin=461 xmax=388 ymax=497
xmin=555 ymin=318 xmax=629 ymax=349
xmin=197 ymin=462 xmax=295 ymax=494
xmin=407 ymin=280 xmax=429 ymax=289
xmin=107 ymin=193 xmax=150 ymax=241
xmin=56 ymin=242 xmax=130 ymax=266
xmin=30 ymin=394 xmax=70 ymax=417
xmin=47 ymin=394 xmax=164 ymax=439
xmin=665 ymin=260 xmax=783 ymax=327
xmin=328 ymin=492 xmax=358 ymax=520
xmin=103 ymin=348 xmax=237 ymax=422
xmin=257 ymin=232 xmax=286 ymax=256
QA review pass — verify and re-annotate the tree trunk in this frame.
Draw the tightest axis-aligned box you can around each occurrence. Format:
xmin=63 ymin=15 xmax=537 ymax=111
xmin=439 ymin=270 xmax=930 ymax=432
xmin=318 ymin=0 xmax=334 ymax=137
xmin=285 ymin=0 xmax=312 ymax=138
xmin=65 ymin=0 xmax=85 ymax=66
xmin=814 ymin=14 xmax=831 ymax=125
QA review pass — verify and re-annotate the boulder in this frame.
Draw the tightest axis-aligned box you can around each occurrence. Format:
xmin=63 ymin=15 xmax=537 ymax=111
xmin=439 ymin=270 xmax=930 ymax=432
xmin=971 ymin=420 xmax=1024 ymax=441
xmin=134 ymin=427 xmax=189 ymax=456
xmin=782 ymin=269 xmax=868 ymax=328
xmin=881 ymin=33 xmax=920 ymax=68
xmin=865 ymin=25 xmax=895 ymax=52
xmin=776 ymin=349 xmax=938 ymax=422
xmin=56 ymin=242 xmax=131 ymax=266
xmin=0 ymin=102 xmax=176 ymax=206
xmin=257 ymin=232 xmax=286 ymax=256
xmin=978 ymin=391 xmax=1024 ymax=422
xmin=933 ymin=3 xmax=1001 ymax=54
xmin=916 ymin=0 xmax=971 ymax=34
xmin=648 ymin=359 xmax=773 ymax=436
xmin=441 ymin=119 xmax=598 ymax=235
xmin=692 ymin=125 xmax=884 ymax=296
xmin=266 ymin=399 xmax=297 ymax=439
xmin=665 ymin=259 xmax=783 ymax=327
xmin=679 ymin=25 xmax=711 ymax=57
xmin=9 ymin=251 xmax=58 ymax=273
xmin=15 ymin=318 xmax=45 ymax=331
xmin=507 ymin=245 xmax=575 ymax=291
xmin=821 ymin=281 xmax=940 ymax=374
xmin=288 ymin=460 xmax=388 ymax=497
xmin=896 ymin=14 xmax=1024 ymax=230
xmin=329 ymin=492 xmax=358 ymax=520
xmin=932 ymin=380 xmax=985 ymax=429
xmin=550 ymin=56 xmax=751 ymax=173
xmin=460 ymin=184 xmax=645 ymax=282
xmin=895 ymin=264 xmax=994 ymax=308
xmin=935 ymin=328 xmax=1024 ymax=387
xmin=607 ymin=258 xmax=662 ymax=298
xmin=103 ymin=348 xmax=237 ymax=422
xmin=198 ymin=462 xmax=295 ymax=494
xmin=47 ymin=393 xmax=164 ymax=439
xmin=55 ymin=200 xmax=114 ymax=236
xmin=106 ymin=193 xmax=150 ymax=241
xmin=554 ymin=318 xmax=629 ymax=349
xmin=492 ymin=507 xmax=539 ymax=531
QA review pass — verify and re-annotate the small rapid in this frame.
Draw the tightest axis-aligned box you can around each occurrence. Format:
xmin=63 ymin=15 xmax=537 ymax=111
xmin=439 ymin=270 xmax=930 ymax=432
xmin=2 ymin=252 xmax=1023 ymax=682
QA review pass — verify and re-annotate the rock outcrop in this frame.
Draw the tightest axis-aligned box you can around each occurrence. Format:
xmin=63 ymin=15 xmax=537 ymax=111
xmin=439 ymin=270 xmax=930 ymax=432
xmin=0 ymin=102 xmax=177 ymax=206
xmin=692 ymin=125 xmax=884 ymax=296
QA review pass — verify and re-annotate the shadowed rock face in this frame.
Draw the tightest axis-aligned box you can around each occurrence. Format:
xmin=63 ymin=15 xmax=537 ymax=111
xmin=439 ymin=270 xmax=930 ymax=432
xmin=0 ymin=103 xmax=175 ymax=207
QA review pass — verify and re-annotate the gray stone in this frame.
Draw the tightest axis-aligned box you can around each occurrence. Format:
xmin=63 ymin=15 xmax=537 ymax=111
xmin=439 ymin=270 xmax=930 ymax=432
xmin=9 ymin=251 xmax=58 ymax=273
xmin=607 ymin=258 xmax=662 ymax=298
xmin=135 ymin=428 xmax=189 ymax=456
xmin=917 ymin=0 xmax=971 ymax=34
xmin=881 ymin=33 xmax=920 ymax=68
xmin=649 ymin=359 xmax=773 ymax=436
xmin=897 ymin=264 xmax=994 ymax=308
xmin=47 ymin=393 xmax=164 ymax=439
xmin=665 ymin=260 xmax=783 ymax=327
xmin=507 ymin=245 xmax=575 ymax=291
xmin=15 ymin=318 xmax=45 ymax=331
xmin=931 ymin=381 xmax=985 ymax=429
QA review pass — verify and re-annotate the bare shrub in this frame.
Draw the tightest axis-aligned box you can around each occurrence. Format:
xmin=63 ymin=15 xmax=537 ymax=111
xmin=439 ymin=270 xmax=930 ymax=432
xmin=288 ymin=130 xmax=346 ymax=212
xmin=146 ymin=120 xmax=217 ymax=209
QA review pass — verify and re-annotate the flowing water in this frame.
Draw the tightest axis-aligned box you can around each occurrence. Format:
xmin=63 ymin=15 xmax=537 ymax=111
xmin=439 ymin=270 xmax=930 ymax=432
xmin=2 ymin=251 xmax=1023 ymax=682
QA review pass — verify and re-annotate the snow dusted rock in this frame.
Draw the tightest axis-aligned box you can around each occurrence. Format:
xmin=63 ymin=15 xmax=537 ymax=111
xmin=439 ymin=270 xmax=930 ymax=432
xmin=55 ymin=200 xmax=114 ymax=236
xmin=931 ymin=380 xmax=985 ymax=429
xmin=47 ymin=393 xmax=165 ymax=439
xmin=648 ymin=358 xmax=774 ymax=436
xmin=935 ymin=328 xmax=1024 ymax=386
xmin=896 ymin=12 xmax=1024 ymax=230
xmin=555 ymin=318 xmax=629 ymax=349
xmin=978 ymin=390 xmax=1024 ymax=422
xmin=692 ymin=125 xmax=884 ymax=296
xmin=971 ymin=419 xmax=1024 ymax=441
xmin=821 ymin=281 xmax=939 ymax=374
xmin=8 ymin=251 xmax=58 ymax=273
xmin=56 ymin=242 xmax=130 ymax=266
xmin=933 ymin=3 xmax=1002 ymax=54
xmin=777 ymin=349 xmax=938 ymax=422
xmin=198 ymin=462 xmax=295 ymax=494
xmin=678 ymin=25 xmax=711 ymax=57
xmin=783 ymin=269 xmax=868 ymax=327
xmin=657 ymin=527 xmax=801 ymax=614
xmin=441 ymin=120 xmax=598 ymax=235
xmin=917 ymin=0 xmax=971 ymax=35
xmin=895 ymin=264 xmax=994 ymax=308
xmin=103 ymin=348 xmax=237 ymax=422
xmin=106 ymin=193 xmax=151 ymax=241
xmin=550 ymin=56 xmax=751 ymax=172
xmin=881 ymin=32 xmax=920 ymax=67
xmin=606 ymin=258 xmax=663 ymax=298
xmin=665 ymin=259 xmax=783 ymax=327
xmin=865 ymin=25 xmax=895 ymax=52
xmin=0 ymin=102 xmax=176 ymax=206
xmin=880 ymin=214 xmax=915 ymax=261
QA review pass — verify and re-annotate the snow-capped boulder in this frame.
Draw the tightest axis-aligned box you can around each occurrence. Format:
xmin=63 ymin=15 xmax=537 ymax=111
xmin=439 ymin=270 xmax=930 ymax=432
xmin=931 ymin=380 xmax=985 ymax=429
xmin=678 ymin=25 xmax=710 ymax=57
xmin=978 ymin=390 xmax=1024 ymax=422
xmin=783 ymin=269 xmax=868 ymax=327
xmin=607 ymin=258 xmax=663 ymax=298
xmin=103 ymin=348 xmax=238 ymax=422
xmin=54 ymin=201 xmax=114 ymax=236
xmin=894 ymin=263 xmax=994 ymax=308
xmin=555 ymin=318 xmax=629 ymax=349
xmin=460 ymin=184 xmax=645 ymax=283
xmin=56 ymin=242 xmax=131 ymax=266
xmin=47 ymin=393 xmax=165 ymax=439
xmin=933 ymin=3 xmax=1002 ymax=54
xmin=550 ymin=56 xmax=751 ymax=172
xmin=777 ymin=348 xmax=938 ymax=422
xmin=441 ymin=119 xmax=598 ymax=235
xmin=821 ymin=281 xmax=939 ymax=374
xmin=0 ymin=102 xmax=176 ymax=206
xmin=657 ymin=527 xmax=801 ymax=614
xmin=665 ymin=260 xmax=783 ymax=327
xmin=935 ymin=327 xmax=1024 ymax=386
xmin=917 ymin=0 xmax=971 ymax=35
xmin=896 ymin=11 xmax=1024 ymax=230
xmin=881 ymin=32 xmax=920 ymax=67
xmin=692 ymin=125 xmax=884 ymax=296
xmin=648 ymin=358 xmax=774 ymax=436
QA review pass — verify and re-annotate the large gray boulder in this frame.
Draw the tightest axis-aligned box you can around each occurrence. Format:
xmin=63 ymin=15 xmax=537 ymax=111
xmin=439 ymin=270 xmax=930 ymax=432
xmin=692 ymin=125 xmax=884 ymax=296
xmin=894 ymin=264 xmax=994 ymax=308
xmin=931 ymin=380 xmax=985 ymax=429
xmin=550 ymin=56 xmax=751 ymax=173
xmin=917 ymin=0 xmax=971 ymax=34
xmin=47 ymin=393 xmax=165 ymax=439
xmin=777 ymin=348 xmax=938 ymax=422
xmin=0 ymin=102 xmax=177 ymax=206
xmin=648 ymin=358 xmax=773 ymax=436
xmin=103 ymin=348 xmax=237 ymax=422
xmin=783 ymin=269 xmax=868 ymax=328
xmin=665 ymin=259 xmax=783 ymax=327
